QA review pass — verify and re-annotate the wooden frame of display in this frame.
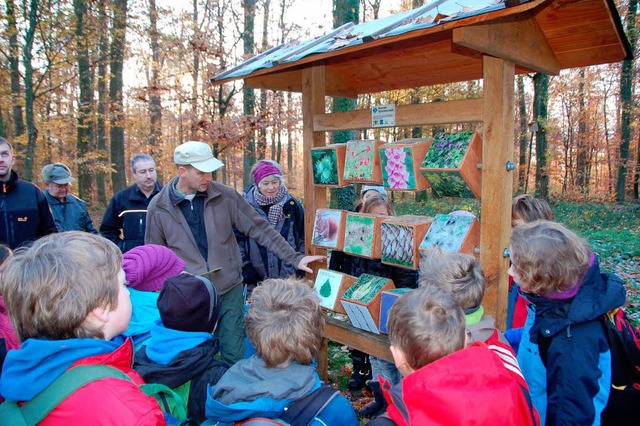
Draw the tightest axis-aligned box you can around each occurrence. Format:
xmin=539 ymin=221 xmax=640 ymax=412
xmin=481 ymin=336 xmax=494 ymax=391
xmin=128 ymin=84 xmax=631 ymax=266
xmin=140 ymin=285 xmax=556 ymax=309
xmin=210 ymin=0 xmax=630 ymax=380
xmin=304 ymin=61 xmax=513 ymax=378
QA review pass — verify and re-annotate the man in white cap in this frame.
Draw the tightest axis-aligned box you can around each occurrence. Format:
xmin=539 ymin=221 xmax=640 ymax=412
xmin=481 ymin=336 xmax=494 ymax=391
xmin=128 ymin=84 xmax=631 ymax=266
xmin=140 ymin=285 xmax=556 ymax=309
xmin=145 ymin=141 xmax=324 ymax=365
xmin=42 ymin=163 xmax=97 ymax=234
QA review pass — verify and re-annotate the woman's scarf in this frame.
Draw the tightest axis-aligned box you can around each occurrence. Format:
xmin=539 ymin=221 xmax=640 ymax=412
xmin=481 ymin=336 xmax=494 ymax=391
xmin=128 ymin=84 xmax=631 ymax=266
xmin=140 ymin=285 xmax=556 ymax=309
xmin=254 ymin=184 xmax=289 ymax=226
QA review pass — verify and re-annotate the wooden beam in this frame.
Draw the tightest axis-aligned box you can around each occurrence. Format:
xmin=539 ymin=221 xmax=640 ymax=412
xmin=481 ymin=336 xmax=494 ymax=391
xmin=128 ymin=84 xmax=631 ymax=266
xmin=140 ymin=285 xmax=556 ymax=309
xmin=480 ymin=56 xmax=515 ymax=331
xmin=452 ymin=17 xmax=560 ymax=75
xmin=318 ymin=316 xmax=394 ymax=380
xmin=245 ymin=66 xmax=359 ymax=98
xmin=302 ymin=66 xmax=328 ymax=277
xmin=324 ymin=316 xmax=393 ymax=362
xmin=314 ymin=98 xmax=483 ymax=132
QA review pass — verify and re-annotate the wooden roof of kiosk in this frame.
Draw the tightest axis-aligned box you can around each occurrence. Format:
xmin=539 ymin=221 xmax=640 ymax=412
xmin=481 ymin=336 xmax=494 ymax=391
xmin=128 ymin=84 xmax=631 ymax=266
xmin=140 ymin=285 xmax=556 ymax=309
xmin=210 ymin=0 xmax=630 ymax=331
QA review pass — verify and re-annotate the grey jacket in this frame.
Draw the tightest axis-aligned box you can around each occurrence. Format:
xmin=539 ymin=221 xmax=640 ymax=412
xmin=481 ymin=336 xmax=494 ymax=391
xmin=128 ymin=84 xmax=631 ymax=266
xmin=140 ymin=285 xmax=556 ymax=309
xmin=44 ymin=190 xmax=97 ymax=234
xmin=145 ymin=178 xmax=305 ymax=294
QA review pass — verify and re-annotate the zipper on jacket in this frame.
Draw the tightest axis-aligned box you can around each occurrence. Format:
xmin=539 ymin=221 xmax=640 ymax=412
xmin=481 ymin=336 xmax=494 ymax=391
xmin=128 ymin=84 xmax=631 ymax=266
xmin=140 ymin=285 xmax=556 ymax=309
xmin=10 ymin=215 xmax=14 ymax=245
xmin=1 ymin=193 xmax=9 ymax=246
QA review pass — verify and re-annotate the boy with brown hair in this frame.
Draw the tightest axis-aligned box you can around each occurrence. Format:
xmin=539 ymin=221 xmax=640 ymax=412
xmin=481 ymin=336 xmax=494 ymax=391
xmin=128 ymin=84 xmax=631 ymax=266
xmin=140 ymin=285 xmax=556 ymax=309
xmin=205 ymin=278 xmax=358 ymax=426
xmin=419 ymin=247 xmax=512 ymax=351
xmin=0 ymin=232 xmax=163 ymax=424
xmin=369 ymin=286 xmax=538 ymax=426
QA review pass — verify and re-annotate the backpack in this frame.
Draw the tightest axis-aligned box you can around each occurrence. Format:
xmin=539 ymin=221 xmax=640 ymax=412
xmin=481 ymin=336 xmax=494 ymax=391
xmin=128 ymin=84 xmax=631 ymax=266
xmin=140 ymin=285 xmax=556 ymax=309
xmin=0 ymin=364 xmax=188 ymax=426
xmin=602 ymin=307 xmax=640 ymax=424
xmin=234 ymin=384 xmax=339 ymax=426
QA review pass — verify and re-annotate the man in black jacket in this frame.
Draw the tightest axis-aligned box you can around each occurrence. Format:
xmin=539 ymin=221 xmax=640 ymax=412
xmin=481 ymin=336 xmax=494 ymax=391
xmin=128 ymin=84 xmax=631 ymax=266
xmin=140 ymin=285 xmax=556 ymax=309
xmin=0 ymin=137 xmax=57 ymax=249
xmin=100 ymin=153 xmax=160 ymax=252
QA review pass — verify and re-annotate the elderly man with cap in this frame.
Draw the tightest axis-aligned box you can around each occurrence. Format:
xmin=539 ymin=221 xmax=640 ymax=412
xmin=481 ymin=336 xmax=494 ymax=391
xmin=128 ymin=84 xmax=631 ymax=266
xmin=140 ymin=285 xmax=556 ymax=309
xmin=41 ymin=163 xmax=97 ymax=234
xmin=145 ymin=141 xmax=325 ymax=365
xmin=0 ymin=137 xmax=57 ymax=249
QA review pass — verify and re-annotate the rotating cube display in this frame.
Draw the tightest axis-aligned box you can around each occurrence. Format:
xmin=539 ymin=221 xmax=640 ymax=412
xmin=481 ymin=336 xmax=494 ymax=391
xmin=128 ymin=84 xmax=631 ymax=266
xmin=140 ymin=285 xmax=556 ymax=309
xmin=340 ymin=273 xmax=395 ymax=334
xmin=380 ymin=215 xmax=433 ymax=270
xmin=311 ymin=144 xmax=348 ymax=187
xmin=418 ymin=213 xmax=480 ymax=256
xmin=379 ymin=138 xmax=432 ymax=191
xmin=343 ymin=213 xmax=384 ymax=259
xmin=343 ymin=139 xmax=384 ymax=184
xmin=313 ymin=268 xmax=356 ymax=315
xmin=379 ymin=288 xmax=414 ymax=334
xmin=420 ymin=131 xmax=482 ymax=198
xmin=311 ymin=209 xmax=346 ymax=250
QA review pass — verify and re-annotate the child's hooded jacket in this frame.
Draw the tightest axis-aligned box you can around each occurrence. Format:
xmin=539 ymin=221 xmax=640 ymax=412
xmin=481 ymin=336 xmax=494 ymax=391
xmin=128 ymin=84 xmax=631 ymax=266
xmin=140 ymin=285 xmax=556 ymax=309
xmin=0 ymin=336 xmax=163 ymax=425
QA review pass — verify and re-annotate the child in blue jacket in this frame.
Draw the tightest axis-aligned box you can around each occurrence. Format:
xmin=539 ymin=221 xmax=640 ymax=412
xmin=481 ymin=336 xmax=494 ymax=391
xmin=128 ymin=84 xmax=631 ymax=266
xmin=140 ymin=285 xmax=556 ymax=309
xmin=509 ymin=220 xmax=626 ymax=425
xmin=204 ymin=278 xmax=358 ymax=426
xmin=134 ymin=272 xmax=228 ymax=425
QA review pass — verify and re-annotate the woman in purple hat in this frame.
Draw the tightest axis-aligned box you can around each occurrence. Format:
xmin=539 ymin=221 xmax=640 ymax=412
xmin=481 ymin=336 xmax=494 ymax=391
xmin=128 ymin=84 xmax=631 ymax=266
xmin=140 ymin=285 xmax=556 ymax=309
xmin=237 ymin=160 xmax=305 ymax=289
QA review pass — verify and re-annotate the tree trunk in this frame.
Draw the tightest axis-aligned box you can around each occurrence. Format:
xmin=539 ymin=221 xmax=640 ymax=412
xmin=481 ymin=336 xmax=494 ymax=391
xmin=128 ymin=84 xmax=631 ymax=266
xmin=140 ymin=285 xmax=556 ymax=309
xmin=331 ymin=0 xmax=359 ymax=209
xmin=408 ymin=0 xmax=424 ymax=138
xmin=242 ymin=0 xmax=257 ymax=187
xmin=517 ymin=75 xmax=528 ymax=192
xmin=287 ymin=92 xmax=293 ymax=175
xmin=96 ymin=1 xmax=109 ymax=205
xmin=618 ymin=0 xmax=637 ymax=201
xmin=74 ymin=0 xmax=94 ymax=201
xmin=258 ymin=0 xmax=271 ymax=161
xmin=109 ymin=0 xmax=128 ymax=192
xmin=6 ymin=0 xmax=25 ymax=139
xmin=603 ymin=78 xmax=614 ymax=194
xmin=576 ymin=68 xmax=589 ymax=193
xmin=635 ymin=131 xmax=640 ymax=199
xmin=22 ymin=0 xmax=40 ymax=182
xmin=148 ymin=0 xmax=163 ymax=182
xmin=190 ymin=0 xmax=199 ymax=139
xmin=533 ymin=73 xmax=549 ymax=199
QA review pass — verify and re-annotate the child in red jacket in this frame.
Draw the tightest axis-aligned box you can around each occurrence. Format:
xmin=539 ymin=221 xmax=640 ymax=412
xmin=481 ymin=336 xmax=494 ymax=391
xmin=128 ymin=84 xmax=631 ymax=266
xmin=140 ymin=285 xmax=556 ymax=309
xmin=0 ymin=232 xmax=163 ymax=425
xmin=368 ymin=286 xmax=539 ymax=426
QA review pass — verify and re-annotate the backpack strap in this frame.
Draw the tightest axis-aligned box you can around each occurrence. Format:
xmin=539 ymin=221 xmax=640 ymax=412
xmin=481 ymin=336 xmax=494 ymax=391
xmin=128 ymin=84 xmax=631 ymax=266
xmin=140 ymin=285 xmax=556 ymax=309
xmin=279 ymin=384 xmax=339 ymax=426
xmin=139 ymin=382 xmax=188 ymax=423
xmin=0 ymin=365 xmax=132 ymax=426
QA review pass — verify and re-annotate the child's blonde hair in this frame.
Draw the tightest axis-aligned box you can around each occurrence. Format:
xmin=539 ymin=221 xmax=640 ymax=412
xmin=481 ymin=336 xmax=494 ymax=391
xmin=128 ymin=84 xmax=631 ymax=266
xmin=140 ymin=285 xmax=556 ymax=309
xmin=246 ymin=278 xmax=324 ymax=368
xmin=419 ymin=247 xmax=485 ymax=310
xmin=0 ymin=232 xmax=122 ymax=341
xmin=362 ymin=192 xmax=395 ymax=216
xmin=511 ymin=194 xmax=553 ymax=224
xmin=510 ymin=220 xmax=590 ymax=295
xmin=387 ymin=285 xmax=465 ymax=370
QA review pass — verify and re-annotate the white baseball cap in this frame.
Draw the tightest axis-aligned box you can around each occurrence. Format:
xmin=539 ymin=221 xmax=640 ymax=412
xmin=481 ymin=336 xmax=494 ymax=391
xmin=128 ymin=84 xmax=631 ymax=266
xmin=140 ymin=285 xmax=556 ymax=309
xmin=174 ymin=141 xmax=224 ymax=173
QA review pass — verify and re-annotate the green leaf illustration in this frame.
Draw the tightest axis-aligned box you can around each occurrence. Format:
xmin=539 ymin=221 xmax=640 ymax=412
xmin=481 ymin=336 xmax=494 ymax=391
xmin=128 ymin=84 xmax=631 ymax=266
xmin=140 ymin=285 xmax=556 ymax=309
xmin=320 ymin=278 xmax=332 ymax=297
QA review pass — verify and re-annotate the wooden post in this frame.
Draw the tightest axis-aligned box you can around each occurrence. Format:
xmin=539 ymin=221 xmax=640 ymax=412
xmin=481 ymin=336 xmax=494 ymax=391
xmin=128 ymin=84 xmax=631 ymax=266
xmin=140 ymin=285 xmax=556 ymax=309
xmin=480 ymin=56 xmax=514 ymax=331
xmin=302 ymin=65 xmax=327 ymax=267
xmin=302 ymin=65 xmax=330 ymax=380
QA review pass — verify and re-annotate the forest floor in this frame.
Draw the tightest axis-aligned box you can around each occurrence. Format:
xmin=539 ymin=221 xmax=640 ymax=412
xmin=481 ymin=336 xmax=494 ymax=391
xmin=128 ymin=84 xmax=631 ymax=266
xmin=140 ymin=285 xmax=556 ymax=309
xmin=326 ymin=199 xmax=640 ymax=422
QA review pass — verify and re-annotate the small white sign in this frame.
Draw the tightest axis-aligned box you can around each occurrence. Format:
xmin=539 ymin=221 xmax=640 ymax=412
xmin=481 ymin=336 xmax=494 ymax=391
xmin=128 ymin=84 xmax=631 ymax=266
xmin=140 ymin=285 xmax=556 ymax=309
xmin=372 ymin=104 xmax=396 ymax=128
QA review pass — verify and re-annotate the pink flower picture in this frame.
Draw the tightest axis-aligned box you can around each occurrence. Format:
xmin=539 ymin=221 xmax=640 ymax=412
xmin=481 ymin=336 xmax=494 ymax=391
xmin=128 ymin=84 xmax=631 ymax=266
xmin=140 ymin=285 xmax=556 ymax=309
xmin=382 ymin=147 xmax=412 ymax=189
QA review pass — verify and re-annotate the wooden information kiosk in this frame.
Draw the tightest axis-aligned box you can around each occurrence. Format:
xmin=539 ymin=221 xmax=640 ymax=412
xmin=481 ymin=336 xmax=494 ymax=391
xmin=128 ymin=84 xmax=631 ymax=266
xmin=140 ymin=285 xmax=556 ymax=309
xmin=211 ymin=0 xmax=630 ymax=379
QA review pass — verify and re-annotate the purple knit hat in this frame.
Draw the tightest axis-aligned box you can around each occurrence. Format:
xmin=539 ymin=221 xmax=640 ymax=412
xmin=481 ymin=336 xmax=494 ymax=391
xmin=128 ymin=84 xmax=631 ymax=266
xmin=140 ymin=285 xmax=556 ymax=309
xmin=122 ymin=244 xmax=185 ymax=292
xmin=253 ymin=162 xmax=282 ymax=185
